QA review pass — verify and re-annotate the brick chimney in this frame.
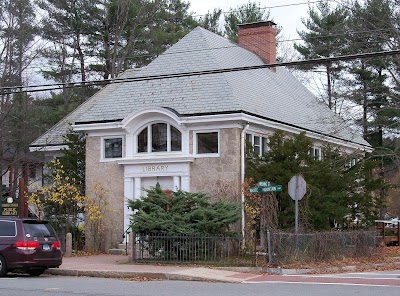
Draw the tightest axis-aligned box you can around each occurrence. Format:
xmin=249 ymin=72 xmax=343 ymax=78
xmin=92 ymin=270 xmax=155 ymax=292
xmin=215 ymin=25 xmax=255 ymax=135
xmin=238 ymin=21 xmax=277 ymax=65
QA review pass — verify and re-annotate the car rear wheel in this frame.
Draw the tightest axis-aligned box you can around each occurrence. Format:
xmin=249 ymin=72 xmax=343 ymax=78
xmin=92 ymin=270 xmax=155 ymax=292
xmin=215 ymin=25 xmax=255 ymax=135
xmin=0 ymin=255 xmax=7 ymax=277
xmin=27 ymin=268 xmax=45 ymax=277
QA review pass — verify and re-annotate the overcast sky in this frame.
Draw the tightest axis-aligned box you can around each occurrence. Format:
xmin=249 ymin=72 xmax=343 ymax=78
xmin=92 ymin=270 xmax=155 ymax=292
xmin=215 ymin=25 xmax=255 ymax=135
xmin=188 ymin=0 xmax=313 ymax=38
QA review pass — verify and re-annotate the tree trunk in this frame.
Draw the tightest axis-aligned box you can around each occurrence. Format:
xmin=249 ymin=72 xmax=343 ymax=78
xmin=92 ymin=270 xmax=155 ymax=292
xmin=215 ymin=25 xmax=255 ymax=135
xmin=326 ymin=63 xmax=333 ymax=110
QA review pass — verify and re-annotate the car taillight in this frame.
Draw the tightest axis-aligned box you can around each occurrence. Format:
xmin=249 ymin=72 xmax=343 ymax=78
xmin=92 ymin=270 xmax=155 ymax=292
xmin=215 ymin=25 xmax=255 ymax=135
xmin=15 ymin=241 xmax=40 ymax=250
xmin=52 ymin=241 xmax=61 ymax=250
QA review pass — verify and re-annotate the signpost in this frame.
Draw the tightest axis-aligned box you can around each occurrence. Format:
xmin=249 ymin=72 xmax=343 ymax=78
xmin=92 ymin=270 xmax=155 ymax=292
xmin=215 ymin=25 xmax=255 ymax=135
xmin=288 ymin=175 xmax=307 ymax=235
xmin=249 ymin=180 xmax=282 ymax=262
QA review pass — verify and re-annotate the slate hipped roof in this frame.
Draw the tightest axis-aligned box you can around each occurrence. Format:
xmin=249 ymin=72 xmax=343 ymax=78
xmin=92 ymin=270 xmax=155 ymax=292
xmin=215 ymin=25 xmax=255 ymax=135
xmin=31 ymin=26 xmax=370 ymax=148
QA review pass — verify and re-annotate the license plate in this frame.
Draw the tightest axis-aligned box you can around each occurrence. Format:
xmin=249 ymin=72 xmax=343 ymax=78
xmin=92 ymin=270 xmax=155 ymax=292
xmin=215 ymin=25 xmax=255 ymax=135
xmin=42 ymin=244 xmax=51 ymax=251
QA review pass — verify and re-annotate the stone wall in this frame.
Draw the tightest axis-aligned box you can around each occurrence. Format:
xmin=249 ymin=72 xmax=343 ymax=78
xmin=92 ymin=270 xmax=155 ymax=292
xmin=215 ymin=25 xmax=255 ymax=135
xmin=85 ymin=136 xmax=124 ymax=252
xmin=190 ymin=128 xmax=242 ymax=204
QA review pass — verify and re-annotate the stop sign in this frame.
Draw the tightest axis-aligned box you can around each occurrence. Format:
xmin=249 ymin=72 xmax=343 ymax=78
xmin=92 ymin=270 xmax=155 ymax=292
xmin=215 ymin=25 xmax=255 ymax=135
xmin=288 ymin=175 xmax=306 ymax=201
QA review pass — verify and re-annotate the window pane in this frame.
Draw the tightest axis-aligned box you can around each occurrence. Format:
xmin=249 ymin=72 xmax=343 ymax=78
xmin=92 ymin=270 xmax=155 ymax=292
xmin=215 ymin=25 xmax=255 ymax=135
xmin=315 ymin=148 xmax=320 ymax=160
xmin=105 ymin=138 xmax=122 ymax=158
xmin=138 ymin=127 xmax=148 ymax=153
xmin=0 ymin=221 xmax=16 ymax=236
xmin=171 ymin=126 xmax=182 ymax=151
xmin=246 ymin=133 xmax=252 ymax=143
xmin=254 ymin=136 xmax=260 ymax=155
xmin=262 ymin=137 xmax=269 ymax=155
xmin=23 ymin=221 xmax=57 ymax=238
xmin=197 ymin=132 xmax=218 ymax=154
xmin=152 ymin=123 xmax=167 ymax=152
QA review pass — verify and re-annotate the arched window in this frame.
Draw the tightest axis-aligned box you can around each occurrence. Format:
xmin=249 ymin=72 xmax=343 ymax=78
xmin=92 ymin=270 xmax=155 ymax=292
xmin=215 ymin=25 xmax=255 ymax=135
xmin=137 ymin=123 xmax=182 ymax=153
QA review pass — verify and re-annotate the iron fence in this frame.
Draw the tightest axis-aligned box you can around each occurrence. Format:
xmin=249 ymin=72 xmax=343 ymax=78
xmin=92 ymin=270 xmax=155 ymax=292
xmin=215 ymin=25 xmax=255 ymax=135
xmin=132 ymin=230 xmax=380 ymax=266
xmin=132 ymin=233 xmax=265 ymax=266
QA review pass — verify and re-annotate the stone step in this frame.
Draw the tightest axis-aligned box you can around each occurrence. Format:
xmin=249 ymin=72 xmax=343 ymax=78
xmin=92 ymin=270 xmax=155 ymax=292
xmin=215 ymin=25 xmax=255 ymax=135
xmin=118 ymin=243 xmax=128 ymax=250
xmin=108 ymin=248 xmax=127 ymax=255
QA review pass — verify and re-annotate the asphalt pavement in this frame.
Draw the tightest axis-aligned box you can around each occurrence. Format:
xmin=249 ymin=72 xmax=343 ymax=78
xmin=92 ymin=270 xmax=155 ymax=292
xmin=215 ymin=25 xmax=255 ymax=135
xmin=44 ymin=254 xmax=400 ymax=283
xmin=45 ymin=254 xmax=263 ymax=283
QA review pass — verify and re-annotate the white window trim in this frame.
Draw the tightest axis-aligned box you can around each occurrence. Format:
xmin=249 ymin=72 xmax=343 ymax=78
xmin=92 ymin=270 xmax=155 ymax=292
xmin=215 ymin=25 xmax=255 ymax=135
xmin=246 ymin=132 xmax=269 ymax=157
xmin=310 ymin=146 xmax=322 ymax=161
xmin=101 ymin=136 xmax=124 ymax=161
xmin=135 ymin=122 xmax=183 ymax=154
xmin=193 ymin=130 xmax=220 ymax=158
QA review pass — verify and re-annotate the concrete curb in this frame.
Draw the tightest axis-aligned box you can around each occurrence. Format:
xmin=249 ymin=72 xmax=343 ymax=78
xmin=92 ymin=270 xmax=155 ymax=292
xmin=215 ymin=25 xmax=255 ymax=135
xmin=45 ymin=269 xmax=235 ymax=283
xmin=44 ymin=260 xmax=400 ymax=282
xmin=216 ymin=261 xmax=400 ymax=275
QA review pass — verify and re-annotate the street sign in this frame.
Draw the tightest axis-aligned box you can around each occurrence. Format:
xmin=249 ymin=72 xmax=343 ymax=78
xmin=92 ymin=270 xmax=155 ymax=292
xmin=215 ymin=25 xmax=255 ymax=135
xmin=288 ymin=175 xmax=307 ymax=236
xmin=262 ymin=185 xmax=282 ymax=192
xmin=249 ymin=185 xmax=282 ymax=193
xmin=288 ymin=175 xmax=306 ymax=201
xmin=258 ymin=181 xmax=271 ymax=187
xmin=249 ymin=187 xmax=260 ymax=193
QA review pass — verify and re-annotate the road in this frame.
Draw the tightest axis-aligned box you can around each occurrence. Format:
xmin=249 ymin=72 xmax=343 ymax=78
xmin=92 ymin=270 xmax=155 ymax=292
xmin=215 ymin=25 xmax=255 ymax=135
xmin=1 ymin=270 xmax=400 ymax=296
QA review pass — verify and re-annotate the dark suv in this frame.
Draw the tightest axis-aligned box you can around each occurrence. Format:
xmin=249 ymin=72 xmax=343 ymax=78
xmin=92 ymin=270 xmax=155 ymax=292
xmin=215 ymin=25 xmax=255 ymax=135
xmin=0 ymin=217 xmax=63 ymax=276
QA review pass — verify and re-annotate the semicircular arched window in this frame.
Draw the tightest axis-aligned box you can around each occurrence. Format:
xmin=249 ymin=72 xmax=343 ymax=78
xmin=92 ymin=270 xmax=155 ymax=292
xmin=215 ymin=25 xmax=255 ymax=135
xmin=137 ymin=123 xmax=182 ymax=153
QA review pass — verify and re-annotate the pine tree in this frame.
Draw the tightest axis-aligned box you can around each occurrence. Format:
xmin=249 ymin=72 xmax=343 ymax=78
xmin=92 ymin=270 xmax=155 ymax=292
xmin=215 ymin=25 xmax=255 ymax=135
xmin=128 ymin=184 xmax=240 ymax=234
xmin=224 ymin=1 xmax=270 ymax=42
xmin=59 ymin=129 xmax=86 ymax=195
xmin=294 ymin=1 xmax=348 ymax=111
xmin=246 ymin=131 xmax=383 ymax=230
xmin=198 ymin=8 xmax=223 ymax=35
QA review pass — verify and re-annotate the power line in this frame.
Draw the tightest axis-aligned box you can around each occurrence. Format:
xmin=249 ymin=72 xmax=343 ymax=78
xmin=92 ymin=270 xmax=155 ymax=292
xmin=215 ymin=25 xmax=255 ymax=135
xmin=192 ymin=0 xmax=337 ymax=18
xmin=20 ymin=26 xmax=398 ymax=74
xmin=1 ymin=49 xmax=399 ymax=95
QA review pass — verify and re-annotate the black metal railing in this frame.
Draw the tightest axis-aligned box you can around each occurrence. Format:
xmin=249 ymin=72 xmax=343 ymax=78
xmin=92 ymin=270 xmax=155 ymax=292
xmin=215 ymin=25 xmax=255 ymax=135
xmin=132 ymin=230 xmax=379 ymax=266
xmin=132 ymin=233 xmax=258 ymax=266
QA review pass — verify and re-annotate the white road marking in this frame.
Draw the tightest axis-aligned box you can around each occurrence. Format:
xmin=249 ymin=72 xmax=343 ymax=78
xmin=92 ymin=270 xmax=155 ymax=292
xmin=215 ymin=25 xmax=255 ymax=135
xmin=244 ymin=280 xmax=400 ymax=287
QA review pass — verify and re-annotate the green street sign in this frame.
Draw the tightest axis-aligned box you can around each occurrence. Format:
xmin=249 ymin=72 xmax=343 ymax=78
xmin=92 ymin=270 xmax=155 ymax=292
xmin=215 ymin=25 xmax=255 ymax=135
xmin=249 ymin=185 xmax=282 ymax=193
xmin=262 ymin=185 xmax=282 ymax=192
xmin=249 ymin=187 xmax=260 ymax=193
xmin=258 ymin=181 xmax=271 ymax=187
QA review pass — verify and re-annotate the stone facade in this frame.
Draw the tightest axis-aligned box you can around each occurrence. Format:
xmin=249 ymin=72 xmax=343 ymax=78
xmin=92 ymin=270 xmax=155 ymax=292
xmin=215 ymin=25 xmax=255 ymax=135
xmin=190 ymin=128 xmax=242 ymax=203
xmin=85 ymin=136 xmax=124 ymax=251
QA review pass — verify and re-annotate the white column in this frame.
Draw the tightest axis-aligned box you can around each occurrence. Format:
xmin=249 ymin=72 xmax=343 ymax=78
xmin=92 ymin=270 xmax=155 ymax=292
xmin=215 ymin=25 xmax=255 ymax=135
xmin=123 ymin=177 xmax=134 ymax=242
xmin=180 ymin=175 xmax=190 ymax=191
xmin=173 ymin=176 xmax=181 ymax=191
xmin=134 ymin=177 xmax=142 ymax=200
xmin=125 ymin=134 xmax=134 ymax=157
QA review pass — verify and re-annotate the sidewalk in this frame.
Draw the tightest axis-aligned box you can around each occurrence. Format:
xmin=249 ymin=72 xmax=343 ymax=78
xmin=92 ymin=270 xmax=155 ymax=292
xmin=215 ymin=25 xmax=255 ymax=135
xmin=45 ymin=254 xmax=264 ymax=283
xmin=45 ymin=254 xmax=400 ymax=283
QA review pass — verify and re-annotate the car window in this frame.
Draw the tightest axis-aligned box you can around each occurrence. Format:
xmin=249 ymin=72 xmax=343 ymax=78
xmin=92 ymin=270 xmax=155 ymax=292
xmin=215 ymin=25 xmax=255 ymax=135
xmin=23 ymin=221 xmax=57 ymax=237
xmin=0 ymin=220 xmax=16 ymax=236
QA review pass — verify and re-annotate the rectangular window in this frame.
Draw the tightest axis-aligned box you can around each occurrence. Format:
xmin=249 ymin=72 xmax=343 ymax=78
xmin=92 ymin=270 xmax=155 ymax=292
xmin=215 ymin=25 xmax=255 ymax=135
xmin=310 ymin=147 xmax=321 ymax=160
xmin=197 ymin=132 xmax=218 ymax=154
xmin=23 ymin=221 xmax=57 ymax=238
xmin=104 ymin=138 xmax=122 ymax=158
xmin=29 ymin=164 xmax=36 ymax=179
xmin=246 ymin=132 xmax=269 ymax=157
xmin=254 ymin=136 xmax=261 ymax=155
xmin=0 ymin=220 xmax=16 ymax=236
xmin=262 ymin=137 xmax=269 ymax=155
xmin=246 ymin=133 xmax=252 ymax=144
